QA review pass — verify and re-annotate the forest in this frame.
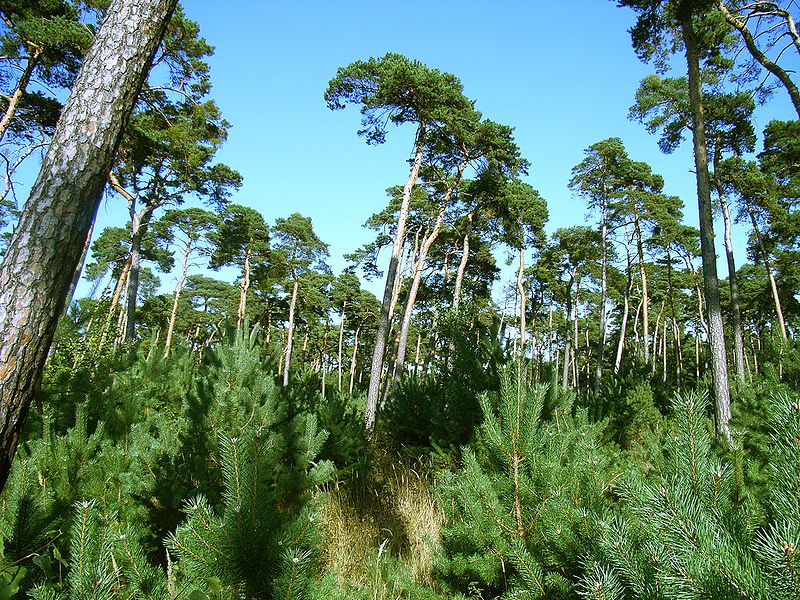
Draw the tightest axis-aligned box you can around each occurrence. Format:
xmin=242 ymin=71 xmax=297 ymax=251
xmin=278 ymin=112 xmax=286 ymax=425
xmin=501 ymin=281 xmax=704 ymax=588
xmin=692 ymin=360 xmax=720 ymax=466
xmin=0 ymin=0 xmax=798 ymax=598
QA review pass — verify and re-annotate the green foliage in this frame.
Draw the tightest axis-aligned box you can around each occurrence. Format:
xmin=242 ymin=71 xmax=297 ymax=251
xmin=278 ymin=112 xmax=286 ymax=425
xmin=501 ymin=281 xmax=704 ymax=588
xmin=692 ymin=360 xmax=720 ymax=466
xmin=435 ymin=371 xmax=616 ymax=598
xmin=167 ymin=398 xmax=334 ymax=598
xmin=585 ymin=389 xmax=800 ymax=599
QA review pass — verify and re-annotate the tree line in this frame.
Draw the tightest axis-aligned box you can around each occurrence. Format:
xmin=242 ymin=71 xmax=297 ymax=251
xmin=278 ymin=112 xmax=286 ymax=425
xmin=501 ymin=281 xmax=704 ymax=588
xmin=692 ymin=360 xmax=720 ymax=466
xmin=0 ymin=0 xmax=798 ymax=494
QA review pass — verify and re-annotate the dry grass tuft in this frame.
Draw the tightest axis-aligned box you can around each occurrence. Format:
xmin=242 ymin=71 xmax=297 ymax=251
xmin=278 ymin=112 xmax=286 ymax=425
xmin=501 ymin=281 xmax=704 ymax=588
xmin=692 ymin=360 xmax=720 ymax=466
xmin=316 ymin=451 xmax=444 ymax=593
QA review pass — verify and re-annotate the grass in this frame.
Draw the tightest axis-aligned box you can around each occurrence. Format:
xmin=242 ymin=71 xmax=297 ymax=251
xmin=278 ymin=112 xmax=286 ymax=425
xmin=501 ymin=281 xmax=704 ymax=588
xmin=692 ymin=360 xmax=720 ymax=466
xmin=316 ymin=450 xmax=445 ymax=598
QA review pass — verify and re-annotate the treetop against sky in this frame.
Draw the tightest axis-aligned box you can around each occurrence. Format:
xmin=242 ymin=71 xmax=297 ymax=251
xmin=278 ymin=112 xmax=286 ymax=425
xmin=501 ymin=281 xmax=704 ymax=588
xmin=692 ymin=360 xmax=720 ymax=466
xmin=77 ymin=1 xmax=796 ymax=295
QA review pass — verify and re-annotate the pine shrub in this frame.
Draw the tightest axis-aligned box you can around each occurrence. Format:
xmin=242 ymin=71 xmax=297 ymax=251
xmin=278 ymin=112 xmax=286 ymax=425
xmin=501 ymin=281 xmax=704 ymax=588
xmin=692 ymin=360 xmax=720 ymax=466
xmin=581 ymin=390 xmax=800 ymax=599
xmin=435 ymin=370 xmax=616 ymax=598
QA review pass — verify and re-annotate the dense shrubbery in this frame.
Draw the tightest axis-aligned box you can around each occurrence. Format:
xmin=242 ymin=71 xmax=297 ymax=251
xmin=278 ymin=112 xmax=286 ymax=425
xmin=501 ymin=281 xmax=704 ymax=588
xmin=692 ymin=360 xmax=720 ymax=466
xmin=0 ymin=330 xmax=798 ymax=599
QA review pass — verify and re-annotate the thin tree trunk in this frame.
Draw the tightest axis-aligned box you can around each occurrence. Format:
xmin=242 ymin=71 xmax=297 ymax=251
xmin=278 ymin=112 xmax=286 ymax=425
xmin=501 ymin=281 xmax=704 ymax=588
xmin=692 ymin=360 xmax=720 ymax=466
xmin=651 ymin=300 xmax=664 ymax=375
xmin=718 ymin=1 xmax=800 ymax=118
xmin=0 ymin=47 xmax=43 ymax=144
xmin=64 ymin=220 xmax=95 ymax=314
xmin=615 ymin=258 xmax=633 ymax=374
xmin=633 ymin=212 xmax=650 ymax=364
xmin=349 ymin=325 xmax=360 ymax=395
xmin=392 ymin=159 xmax=467 ymax=390
xmin=365 ymin=123 xmax=425 ymax=428
xmin=414 ymin=330 xmax=422 ymax=375
xmin=517 ymin=247 xmax=526 ymax=359
xmin=452 ymin=212 xmax=473 ymax=312
xmin=237 ymin=246 xmax=251 ymax=330
xmin=682 ymin=12 xmax=732 ymax=444
xmin=720 ymin=189 xmax=746 ymax=384
xmin=283 ymin=276 xmax=299 ymax=387
xmin=0 ymin=0 xmax=177 ymax=492
xmin=123 ymin=205 xmax=153 ymax=343
xmin=594 ymin=198 xmax=608 ymax=397
xmin=662 ymin=319 xmax=668 ymax=382
xmin=164 ymin=237 xmax=192 ymax=358
xmin=747 ymin=203 xmax=788 ymax=340
xmin=338 ymin=309 xmax=345 ymax=392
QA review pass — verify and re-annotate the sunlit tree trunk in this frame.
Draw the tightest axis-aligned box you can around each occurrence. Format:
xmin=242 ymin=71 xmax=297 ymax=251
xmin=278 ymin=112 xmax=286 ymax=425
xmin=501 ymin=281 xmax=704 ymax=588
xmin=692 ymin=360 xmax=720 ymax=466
xmin=746 ymin=202 xmax=788 ymax=341
xmin=0 ymin=47 xmax=43 ymax=143
xmin=633 ymin=210 xmax=650 ymax=364
xmin=164 ymin=236 xmax=192 ymax=357
xmin=338 ymin=309 xmax=345 ymax=392
xmin=366 ymin=123 xmax=425 ymax=428
xmin=452 ymin=212 xmax=473 ymax=312
xmin=594 ymin=197 xmax=609 ymax=397
xmin=0 ymin=0 xmax=177 ymax=492
xmin=349 ymin=325 xmax=360 ymax=395
xmin=614 ymin=273 xmax=631 ymax=374
xmin=237 ymin=246 xmax=251 ymax=330
xmin=283 ymin=275 xmax=299 ymax=387
xmin=682 ymin=12 xmax=732 ymax=444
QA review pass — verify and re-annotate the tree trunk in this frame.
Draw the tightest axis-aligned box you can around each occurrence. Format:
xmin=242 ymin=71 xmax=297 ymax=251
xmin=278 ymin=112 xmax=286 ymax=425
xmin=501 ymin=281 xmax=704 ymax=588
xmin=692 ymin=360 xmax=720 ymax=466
xmin=681 ymin=13 xmax=732 ymax=444
xmin=615 ymin=259 xmax=633 ymax=374
xmin=517 ymin=247 xmax=526 ymax=359
xmin=594 ymin=198 xmax=608 ymax=397
xmin=651 ymin=301 xmax=664 ymax=376
xmin=338 ymin=307 xmax=345 ymax=392
xmin=237 ymin=246 xmax=251 ymax=330
xmin=283 ymin=276 xmax=299 ymax=387
xmin=747 ymin=202 xmax=788 ymax=341
xmin=122 ymin=205 xmax=154 ymax=343
xmin=452 ymin=212 xmax=473 ymax=312
xmin=719 ymin=189 xmax=746 ymax=384
xmin=633 ymin=211 xmax=650 ymax=364
xmin=0 ymin=0 xmax=177 ymax=492
xmin=718 ymin=1 xmax=800 ymax=118
xmin=349 ymin=326 xmax=360 ymax=395
xmin=164 ymin=237 xmax=192 ymax=357
xmin=64 ymin=220 xmax=95 ymax=314
xmin=0 ymin=48 xmax=43 ymax=143
xmin=392 ymin=211 xmax=443 ymax=388
xmin=365 ymin=123 xmax=425 ymax=428
xmin=392 ymin=158 xmax=466 ymax=390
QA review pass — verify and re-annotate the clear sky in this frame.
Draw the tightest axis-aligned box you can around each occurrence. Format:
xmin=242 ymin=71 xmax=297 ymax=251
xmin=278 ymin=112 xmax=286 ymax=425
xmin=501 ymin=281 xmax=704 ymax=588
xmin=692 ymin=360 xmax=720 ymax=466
xmin=92 ymin=1 xmax=797 ymax=296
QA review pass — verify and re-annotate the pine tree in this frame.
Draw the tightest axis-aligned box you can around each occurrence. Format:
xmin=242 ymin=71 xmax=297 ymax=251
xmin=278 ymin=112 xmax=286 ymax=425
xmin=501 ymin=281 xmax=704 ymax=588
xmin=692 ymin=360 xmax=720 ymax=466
xmin=436 ymin=370 xmax=614 ymax=598
xmin=583 ymin=390 xmax=800 ymax=599
xmin=166 ymin=330 xmax=334 ymax=599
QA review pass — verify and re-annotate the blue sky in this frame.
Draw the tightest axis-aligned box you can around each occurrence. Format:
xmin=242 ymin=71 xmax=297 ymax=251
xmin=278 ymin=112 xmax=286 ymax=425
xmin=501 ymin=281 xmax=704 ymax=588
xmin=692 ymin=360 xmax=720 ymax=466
xmin=92 ymin=1 xmax=797 ymax=296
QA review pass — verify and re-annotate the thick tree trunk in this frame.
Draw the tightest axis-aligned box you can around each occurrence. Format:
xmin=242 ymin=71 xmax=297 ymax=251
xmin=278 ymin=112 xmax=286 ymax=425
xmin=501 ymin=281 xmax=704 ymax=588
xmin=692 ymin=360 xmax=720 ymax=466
xmin=681 ymin=14 xmax=732 ymax=444
xmin=164 ymin=237 xmax=192 ymax=358
xmin=283 ymin=276 xmax=299 ymax=387
xmin=0 ymin=0 xmax=177 ymax=492
xmin=365 ymin=124 xmax=425 ymax=428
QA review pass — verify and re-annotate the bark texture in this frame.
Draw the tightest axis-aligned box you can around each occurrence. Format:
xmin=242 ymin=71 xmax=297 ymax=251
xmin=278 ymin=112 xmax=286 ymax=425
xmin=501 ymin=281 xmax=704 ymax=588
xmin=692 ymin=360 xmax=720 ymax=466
xmin=365 ymin=124 xmax=425 ymax=428
xmin=681 ymin=13 xmax=732 ymax=444
xmin=0 ymin=0 xmax=178 ymax=491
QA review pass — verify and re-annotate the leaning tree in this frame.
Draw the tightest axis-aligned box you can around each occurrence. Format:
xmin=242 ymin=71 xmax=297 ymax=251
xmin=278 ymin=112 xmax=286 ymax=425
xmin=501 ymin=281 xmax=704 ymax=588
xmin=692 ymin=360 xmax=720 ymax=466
xmin=0 ymin=0 xmax=179 ymax=492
